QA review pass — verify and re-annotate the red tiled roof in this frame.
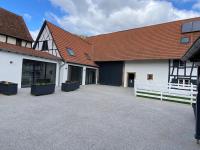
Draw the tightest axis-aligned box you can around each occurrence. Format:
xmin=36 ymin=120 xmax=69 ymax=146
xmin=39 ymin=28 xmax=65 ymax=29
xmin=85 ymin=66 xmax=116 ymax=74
xmin=46 ymin=21 xmax=97 ymax=67
xmin=0 ymin=42 xmax=60 ymax=60
xmin=87 ymin=17 xmax=200 ymax=61
xmin=0 ymin=8 xmax=33 ymax=42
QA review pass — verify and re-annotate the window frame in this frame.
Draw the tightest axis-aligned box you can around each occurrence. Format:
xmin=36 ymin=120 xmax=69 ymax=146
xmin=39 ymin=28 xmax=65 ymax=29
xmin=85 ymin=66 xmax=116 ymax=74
xmin=147 ymin=74 xmax=153 ymax=80
xmin=67 ymin=48 xmax=75 ymax=56
xmin=178 ymin=79 xmax=191 ymax=85
xmin=180 ymin=37 xmax=190 ymax=44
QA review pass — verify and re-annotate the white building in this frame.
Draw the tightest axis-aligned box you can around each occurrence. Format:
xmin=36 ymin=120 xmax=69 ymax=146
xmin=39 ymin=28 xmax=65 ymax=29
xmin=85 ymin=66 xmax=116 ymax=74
xmin=0 ymin=7 xmax=200 ymax=89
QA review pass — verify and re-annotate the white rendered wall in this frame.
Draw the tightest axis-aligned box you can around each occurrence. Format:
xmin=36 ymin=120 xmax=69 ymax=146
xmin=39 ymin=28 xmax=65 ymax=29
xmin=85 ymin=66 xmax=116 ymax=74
xmin=0 ymin=34 xmax=6 ymax=42
xmin=124 ymin=60 xmax=169 ymax=87
xmin=0 ymin=51 xmax=22 ymax=88
xmin=0 ymin=51 xmax=59 ymax=88
xmin=59 ymin=63 xmax=68 ymax=86
xmin=7 ymin=37 xmax=16 ymax=45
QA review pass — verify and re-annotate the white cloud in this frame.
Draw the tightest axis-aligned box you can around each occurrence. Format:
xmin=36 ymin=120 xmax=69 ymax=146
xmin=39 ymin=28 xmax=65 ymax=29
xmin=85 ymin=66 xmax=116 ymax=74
xmin=48 ymin=0 xmax=200 ymax=35
xmin=23 ymin=13 xmax=32 ymax=21
xmin=193 ymin=0 xmax=200 ymax=9
xmin=30 ymin=29 xmax=40 ymax=40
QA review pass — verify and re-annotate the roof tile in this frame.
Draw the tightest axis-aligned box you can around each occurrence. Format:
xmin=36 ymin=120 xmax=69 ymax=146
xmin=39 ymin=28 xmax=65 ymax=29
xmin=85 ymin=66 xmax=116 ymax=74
xmin=0 ymin=42 xmax=60 ymax=60
xmin=0 ymin=8 xmax=33 ymax=42
xmin=46 ymin=21 xmax=97 ymax=67
xmin=87 ymin=17 xmax=200 ymax=61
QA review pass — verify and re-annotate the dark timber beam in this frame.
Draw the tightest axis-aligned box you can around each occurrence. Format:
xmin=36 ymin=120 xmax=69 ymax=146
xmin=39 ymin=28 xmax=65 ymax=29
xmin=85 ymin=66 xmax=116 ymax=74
xmin=196 ymin=68 xmax=200 ymax=144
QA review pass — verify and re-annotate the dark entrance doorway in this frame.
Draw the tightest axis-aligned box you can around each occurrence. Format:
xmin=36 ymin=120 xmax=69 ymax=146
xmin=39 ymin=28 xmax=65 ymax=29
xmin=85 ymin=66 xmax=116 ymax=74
xmin=68 ymin=65 xmax=83 ymax=84
xmin=86 ymin=68 xmax=96 ymax=84
xmin=21 ymin=59 xmax=56 ymax=87
xmin=128 ymin=73 xmax=135 ymax=88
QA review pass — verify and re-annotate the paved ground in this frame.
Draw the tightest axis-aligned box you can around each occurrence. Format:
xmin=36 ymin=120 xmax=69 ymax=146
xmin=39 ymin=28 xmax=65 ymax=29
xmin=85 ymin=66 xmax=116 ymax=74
xmin=0 ymin=85 xmax=199 ymax=150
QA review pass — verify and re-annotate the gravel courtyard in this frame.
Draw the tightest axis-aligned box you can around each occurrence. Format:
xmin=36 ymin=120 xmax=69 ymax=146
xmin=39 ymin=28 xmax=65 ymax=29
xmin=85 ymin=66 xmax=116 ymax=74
xmin=0 ymin=85 xmax=199 ymax=150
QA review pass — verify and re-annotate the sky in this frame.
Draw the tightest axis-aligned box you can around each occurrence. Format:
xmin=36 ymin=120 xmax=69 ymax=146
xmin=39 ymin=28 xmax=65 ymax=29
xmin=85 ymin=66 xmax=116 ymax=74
xmin=1 ymin=0 xmax=200 ymax=40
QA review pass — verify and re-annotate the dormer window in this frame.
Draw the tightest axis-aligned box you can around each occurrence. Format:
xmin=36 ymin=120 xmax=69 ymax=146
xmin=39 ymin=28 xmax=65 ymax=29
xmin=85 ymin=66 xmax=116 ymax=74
xmin=67 ymin=48 xmax=75 ymax=56
xmin=16 ymin=39 xmax=22 ymax=46
xmin=180 ymin=37 xmax=190 ymax=44
xmin=42 ymin=40 xmax=48 ymax=50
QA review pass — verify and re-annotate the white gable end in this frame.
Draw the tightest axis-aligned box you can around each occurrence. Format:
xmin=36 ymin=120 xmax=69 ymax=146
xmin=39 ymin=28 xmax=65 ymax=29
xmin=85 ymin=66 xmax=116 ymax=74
xmin=35 ymin=25 xmax=61 ymax=58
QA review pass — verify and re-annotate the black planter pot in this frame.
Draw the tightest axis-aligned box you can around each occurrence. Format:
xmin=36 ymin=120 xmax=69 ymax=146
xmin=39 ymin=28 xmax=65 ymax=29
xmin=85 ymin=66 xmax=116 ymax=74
xmin=193 ymin=103 xmax=197 ymax=119
xmin=61 ymin=81 xmax=80 ymax=92
xmin=0 ymin=81 xmax=18 ymax=95
xmin=31 ymin=84 xmax=55 ymax=96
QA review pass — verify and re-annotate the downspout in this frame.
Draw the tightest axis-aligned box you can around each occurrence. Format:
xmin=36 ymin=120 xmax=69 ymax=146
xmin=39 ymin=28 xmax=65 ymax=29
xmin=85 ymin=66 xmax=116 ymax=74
xmin=58 ymin=60 xmax=66 ymax=86
xmin=91 ymin=44 xmax=99 ymax=84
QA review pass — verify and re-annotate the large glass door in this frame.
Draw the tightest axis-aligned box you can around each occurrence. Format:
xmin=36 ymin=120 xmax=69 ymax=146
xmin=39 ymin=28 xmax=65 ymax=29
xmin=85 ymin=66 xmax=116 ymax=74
xmin=86 ymin=68 xmax=96 ymax=84
xmin=68 ymin=65 xmax=83 ymax=84
xmin=21 ymin=59 xmax=34 ymax=87
xmin=21 ymin=59 xmax=56 ymax=87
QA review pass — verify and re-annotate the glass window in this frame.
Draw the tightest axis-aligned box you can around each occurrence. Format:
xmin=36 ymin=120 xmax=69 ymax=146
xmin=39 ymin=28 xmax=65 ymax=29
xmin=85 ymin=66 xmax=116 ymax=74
xmin=147 ymin=74 xmax=153 ymax=80
xmin=67 ymin=48 xmax=75 ymax=56
xmin=182 ymin=22 xmax=193 ymax=33
xmin=192 ymin=21 xmax=200 ymax=32
xmin=182 ymin=21 xmax=200 ymax=33
xmin=42 ymin=40 xmax=48 ymax=50
xmin=178 ymin=79 xmax=183 ymax=85
xmin=180 ymin=37 xmax=190 ymax=44
xmin=185 ymin=79 xmax=190 ymax=85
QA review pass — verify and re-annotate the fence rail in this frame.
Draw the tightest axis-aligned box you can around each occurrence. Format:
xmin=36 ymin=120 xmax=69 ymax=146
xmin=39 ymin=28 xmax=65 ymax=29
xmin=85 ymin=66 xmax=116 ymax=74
xmin=135 ymin=82 xmax=197 ymax=104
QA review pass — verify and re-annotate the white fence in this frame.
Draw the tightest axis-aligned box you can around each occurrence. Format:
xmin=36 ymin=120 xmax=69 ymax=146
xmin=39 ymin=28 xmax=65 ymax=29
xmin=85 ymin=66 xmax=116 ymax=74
xmin=135 ymin=82 xmax=197 ymax=104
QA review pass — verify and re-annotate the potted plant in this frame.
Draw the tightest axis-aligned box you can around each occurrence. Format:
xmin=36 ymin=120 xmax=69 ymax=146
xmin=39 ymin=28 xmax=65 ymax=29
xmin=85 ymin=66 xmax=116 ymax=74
xmin=61 ymin=81 xmax=80 ymax=92
xmin=31 ymin=79 xmax=55 ymax=96
xmin=0 ymin=81 xmax=18 ymax=95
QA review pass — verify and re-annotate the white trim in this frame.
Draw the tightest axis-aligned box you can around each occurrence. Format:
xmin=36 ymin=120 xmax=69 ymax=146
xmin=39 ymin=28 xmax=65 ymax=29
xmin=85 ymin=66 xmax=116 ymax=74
xmin=67 ymin=62 xmax=98 ymax=69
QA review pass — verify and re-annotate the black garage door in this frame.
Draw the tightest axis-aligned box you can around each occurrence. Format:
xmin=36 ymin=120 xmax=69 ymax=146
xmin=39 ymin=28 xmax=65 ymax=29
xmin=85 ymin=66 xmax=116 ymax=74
xmin=97 ymin=61 xmax=124 ymax=86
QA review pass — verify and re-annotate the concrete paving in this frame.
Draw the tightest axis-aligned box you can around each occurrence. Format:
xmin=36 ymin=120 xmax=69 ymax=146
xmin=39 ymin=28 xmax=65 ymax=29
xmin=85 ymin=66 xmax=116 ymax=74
xmin=0 ymin=85 xmax=199 ymax=150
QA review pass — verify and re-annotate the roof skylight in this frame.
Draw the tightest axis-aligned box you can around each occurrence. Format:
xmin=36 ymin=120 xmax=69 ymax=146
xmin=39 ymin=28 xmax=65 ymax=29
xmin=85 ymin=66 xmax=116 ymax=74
xmin=67 ymin=48 xmax=75 ymax=56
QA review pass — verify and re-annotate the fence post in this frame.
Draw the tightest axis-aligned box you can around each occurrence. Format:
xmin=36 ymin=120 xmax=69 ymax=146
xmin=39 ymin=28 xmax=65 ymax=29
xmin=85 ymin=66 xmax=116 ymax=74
xmin=134 ymin=84 xmax=137 ymax=96
xmin=191 ymin=84 xmax=193 ymax=104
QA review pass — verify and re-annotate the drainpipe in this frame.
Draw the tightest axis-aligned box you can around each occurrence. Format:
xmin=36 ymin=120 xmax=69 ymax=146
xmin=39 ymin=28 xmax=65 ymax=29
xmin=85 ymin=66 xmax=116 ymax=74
xmin=58 ymin=61 xmax=66 ymax=86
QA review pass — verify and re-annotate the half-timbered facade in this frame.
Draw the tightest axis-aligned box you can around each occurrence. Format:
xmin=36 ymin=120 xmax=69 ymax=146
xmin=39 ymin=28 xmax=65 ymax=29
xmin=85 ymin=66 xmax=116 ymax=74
xmin=169 ymin=60 xmax=197 ymax=85
xmin=33 ymin=21 xmax=98 ymax=85
xmin=0 ymin=8 xmax=33 ymax=48
xmin=34 ymin=24 xmax=61 ymax=57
